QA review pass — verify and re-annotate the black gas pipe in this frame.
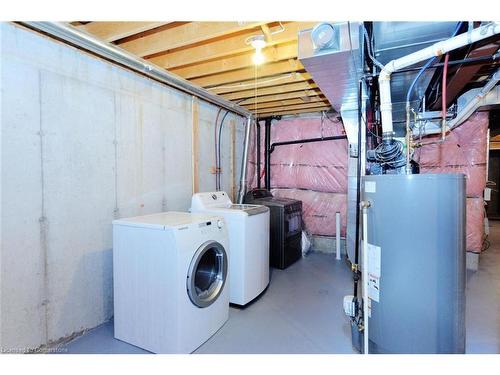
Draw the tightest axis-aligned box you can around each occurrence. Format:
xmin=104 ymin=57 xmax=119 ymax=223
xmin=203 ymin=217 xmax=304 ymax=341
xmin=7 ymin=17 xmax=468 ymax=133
xmin=264 ymin=118 xmax=272 ymax=190
xmin=269 ymin=135 xmax=348 ymax=152
xmin=262 ymin=117 xmax=348 ymax=191
xmin=256 ymin=120 xmax=261 ymax=189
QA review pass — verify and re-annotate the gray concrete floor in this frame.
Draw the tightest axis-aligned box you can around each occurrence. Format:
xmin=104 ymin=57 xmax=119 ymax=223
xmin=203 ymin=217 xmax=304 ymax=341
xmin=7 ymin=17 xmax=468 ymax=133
xmin=60 ymin=222 xmax=500 ymax=354
xmin=465 ymin=220 xmax=500 ymax=353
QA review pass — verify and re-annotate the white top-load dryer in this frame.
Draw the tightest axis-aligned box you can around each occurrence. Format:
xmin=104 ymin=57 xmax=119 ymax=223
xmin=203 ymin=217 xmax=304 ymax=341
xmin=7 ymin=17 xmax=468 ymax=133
xmin=191 ymin=191 xmax=270 ymax=306
xmin=113 ymin=211 xmax=229 ymax=353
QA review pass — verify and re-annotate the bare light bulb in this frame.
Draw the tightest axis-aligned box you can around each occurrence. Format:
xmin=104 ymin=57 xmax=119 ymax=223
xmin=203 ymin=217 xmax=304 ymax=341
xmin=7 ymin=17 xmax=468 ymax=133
xmin=249 ymin=35 xmax=266 ymax=65
xmin=253 ymin=48 xmax=265 ymax=65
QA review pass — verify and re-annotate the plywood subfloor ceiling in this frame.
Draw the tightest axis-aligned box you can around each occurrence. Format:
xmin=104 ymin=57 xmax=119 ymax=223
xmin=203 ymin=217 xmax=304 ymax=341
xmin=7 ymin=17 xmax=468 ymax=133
xmin=71 ymin=21 xmax=332 ymax=117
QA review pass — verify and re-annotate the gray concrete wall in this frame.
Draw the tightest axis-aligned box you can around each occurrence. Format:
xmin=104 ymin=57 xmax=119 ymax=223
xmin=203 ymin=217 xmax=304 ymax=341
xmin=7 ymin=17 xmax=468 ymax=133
xmin=0 ymin=22 xmax=245 ymax=351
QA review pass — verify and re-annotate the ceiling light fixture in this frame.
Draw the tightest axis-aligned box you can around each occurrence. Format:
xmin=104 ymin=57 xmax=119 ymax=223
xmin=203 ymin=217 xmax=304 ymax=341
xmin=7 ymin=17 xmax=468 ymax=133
xmin=247 ymin=34 xmax=266 ymax=65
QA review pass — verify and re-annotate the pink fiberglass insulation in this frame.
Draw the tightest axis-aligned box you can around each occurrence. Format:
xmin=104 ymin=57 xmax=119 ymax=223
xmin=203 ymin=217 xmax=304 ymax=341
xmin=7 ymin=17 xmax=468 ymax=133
xmin=416 ymin=111 xmax=488 ymax=253
xmin=246 ymin=115 xmax=349 ymax=238
xmin=247 ymin=116 xmax=348 ymax=193
xmin=416 ymin=111 xmax=489 ymax=198
xmin=467 ymin=197 xmax=485 ymax=253
xmin=272 ymin=188 xmax=347 ymax=236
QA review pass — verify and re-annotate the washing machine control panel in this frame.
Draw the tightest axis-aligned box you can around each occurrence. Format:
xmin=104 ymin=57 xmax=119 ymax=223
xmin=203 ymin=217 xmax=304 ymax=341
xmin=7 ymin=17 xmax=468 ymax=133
xmin=196 ymin=218 xmax=226 ymax=235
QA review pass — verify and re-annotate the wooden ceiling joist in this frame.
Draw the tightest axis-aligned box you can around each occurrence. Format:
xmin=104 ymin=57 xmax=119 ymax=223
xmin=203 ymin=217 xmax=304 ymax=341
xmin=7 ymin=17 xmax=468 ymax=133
xmin=222 ymin=81 xmax=318 ymax=101
xmin=191 ymin=58 xmax=305 ymax=88
xmin=147 ymin=22 xmax=316 ymax=70
xmin=254 ymin=102 xmax=332 ymax=115
xmin=260 ymin=105 xmax=332 ymax=117
xmin=245 ymin=96 xmax=328 ymax=111
xmin=117 ymin=21 xmax=266 ymax=58
xmin=77 ymin=22 xmax=170 ymax=42
xmin=170 ymin=41 xmax=298 ymax=80
xmin=208 ymin=72 xmax=312 ymax=95
xmin=237 ymin=90 xmax=323 ymax=106
xmin=73 ymin=21 xmax=331 ymax=117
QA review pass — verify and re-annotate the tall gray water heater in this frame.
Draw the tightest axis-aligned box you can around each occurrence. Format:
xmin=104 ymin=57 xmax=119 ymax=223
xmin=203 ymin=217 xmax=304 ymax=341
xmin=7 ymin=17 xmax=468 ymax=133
xmin=362 ymin=174 xmax=466 ymax=354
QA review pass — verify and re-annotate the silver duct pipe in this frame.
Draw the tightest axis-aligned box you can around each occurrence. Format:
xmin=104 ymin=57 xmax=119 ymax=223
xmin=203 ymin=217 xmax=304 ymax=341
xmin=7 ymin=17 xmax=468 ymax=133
xmin=448 ymin=69 xmax=500 ymax=127
xmin=414 ymin=71 xmax=500 ymax=137
xmin=237 ymin=116 xmax=253 ymax=203
xmin=18 ymin=22 xmax=251 ymax=118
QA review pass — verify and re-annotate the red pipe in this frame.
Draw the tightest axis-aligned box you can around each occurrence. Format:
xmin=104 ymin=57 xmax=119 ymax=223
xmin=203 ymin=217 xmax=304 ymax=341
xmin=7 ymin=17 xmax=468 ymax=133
xmin=442 ymin=53 xmax=450 ymax=120
xmin=441 ymin=53 xmax=450 ymax=140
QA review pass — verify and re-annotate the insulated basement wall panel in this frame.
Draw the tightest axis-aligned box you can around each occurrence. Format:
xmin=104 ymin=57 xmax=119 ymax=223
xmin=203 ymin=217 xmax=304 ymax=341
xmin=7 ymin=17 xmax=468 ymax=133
xmin=0 ymin=22 xmax=244 ymax=351
xmin=246 ymin=115 xmax=348 ymax=238
xmin=417 ymin=111 xmax=489 ymax=252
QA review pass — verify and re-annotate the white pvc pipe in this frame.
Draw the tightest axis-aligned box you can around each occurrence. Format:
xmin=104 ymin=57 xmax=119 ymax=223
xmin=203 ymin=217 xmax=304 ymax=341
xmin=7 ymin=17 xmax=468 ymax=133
xmin=336 ymin=212 xmax=341 ymax=260
xmin=379 ymin=22 xmax=500 ymax=137
xmin=335 ymin=212 xmax=340 ymax=260
xmin=362 ymin=206 xmax=369 ymax=354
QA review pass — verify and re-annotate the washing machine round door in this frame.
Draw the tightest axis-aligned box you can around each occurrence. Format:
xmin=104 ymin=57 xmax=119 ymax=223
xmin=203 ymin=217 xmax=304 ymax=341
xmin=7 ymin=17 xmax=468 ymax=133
xmin=187 ymin=240 xmax=228 ymax=308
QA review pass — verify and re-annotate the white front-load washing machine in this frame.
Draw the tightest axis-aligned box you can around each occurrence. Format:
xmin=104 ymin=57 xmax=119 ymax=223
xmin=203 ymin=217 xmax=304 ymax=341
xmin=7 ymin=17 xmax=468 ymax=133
xmin=112 ymin=211 xmax=229 ymax=353
xmin=190 ymin=191 xmax=270 ymax=306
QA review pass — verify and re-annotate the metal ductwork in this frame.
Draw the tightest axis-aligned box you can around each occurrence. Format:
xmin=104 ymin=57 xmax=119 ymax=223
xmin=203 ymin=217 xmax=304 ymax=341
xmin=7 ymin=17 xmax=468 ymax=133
xmin=298 ymin=22 xmax=461 ymax=140
xmin=414 ymin=70 xmax=500 ymax=137
xmin=299 ymin=22 xmax=365 ymax=261
xmin=299 ymin=22 xmax=363 ymax=144
xmin=298 ymin=22 xmax=465 ymax=261
xmin=377 ymin=22 xmax=500 ymax=138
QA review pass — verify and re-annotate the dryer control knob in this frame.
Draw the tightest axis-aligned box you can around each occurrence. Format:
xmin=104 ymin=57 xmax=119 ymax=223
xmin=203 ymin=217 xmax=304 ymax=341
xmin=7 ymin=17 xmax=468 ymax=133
xmin=217 ymin=220 xmax=224 ymax=229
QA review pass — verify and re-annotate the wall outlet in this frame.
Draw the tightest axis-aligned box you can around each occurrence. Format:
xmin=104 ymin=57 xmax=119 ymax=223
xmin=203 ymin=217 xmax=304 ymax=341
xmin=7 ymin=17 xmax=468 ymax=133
xmin=484 ymin=187 xmax=491 ymax=201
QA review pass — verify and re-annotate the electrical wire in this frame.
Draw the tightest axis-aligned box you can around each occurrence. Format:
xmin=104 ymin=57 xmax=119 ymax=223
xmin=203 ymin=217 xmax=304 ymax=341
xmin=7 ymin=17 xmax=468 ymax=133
xmin=406 ymin=57 xmax=438 ymax=105
xmin=217 ymin=111 xmax=230 ymax=190
xmin=371 ymin=140 xmax=406 ymax=168
xmin=214 ymin=108 xmax=223 ymax=190
xmin=406 ymin=22 xmax=463 ymax=107
xmin=402 ymin=21 xmax=463 ymax=169
xmin=481 ymin=237 xmax=491 ymax=252
xmin=216 ymin=98 xmax=247 ymax=190
xmin=366 ymin=124 xmax=382 ymax=140
xmin=362 ymin=24 xmax=384 ymax=71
